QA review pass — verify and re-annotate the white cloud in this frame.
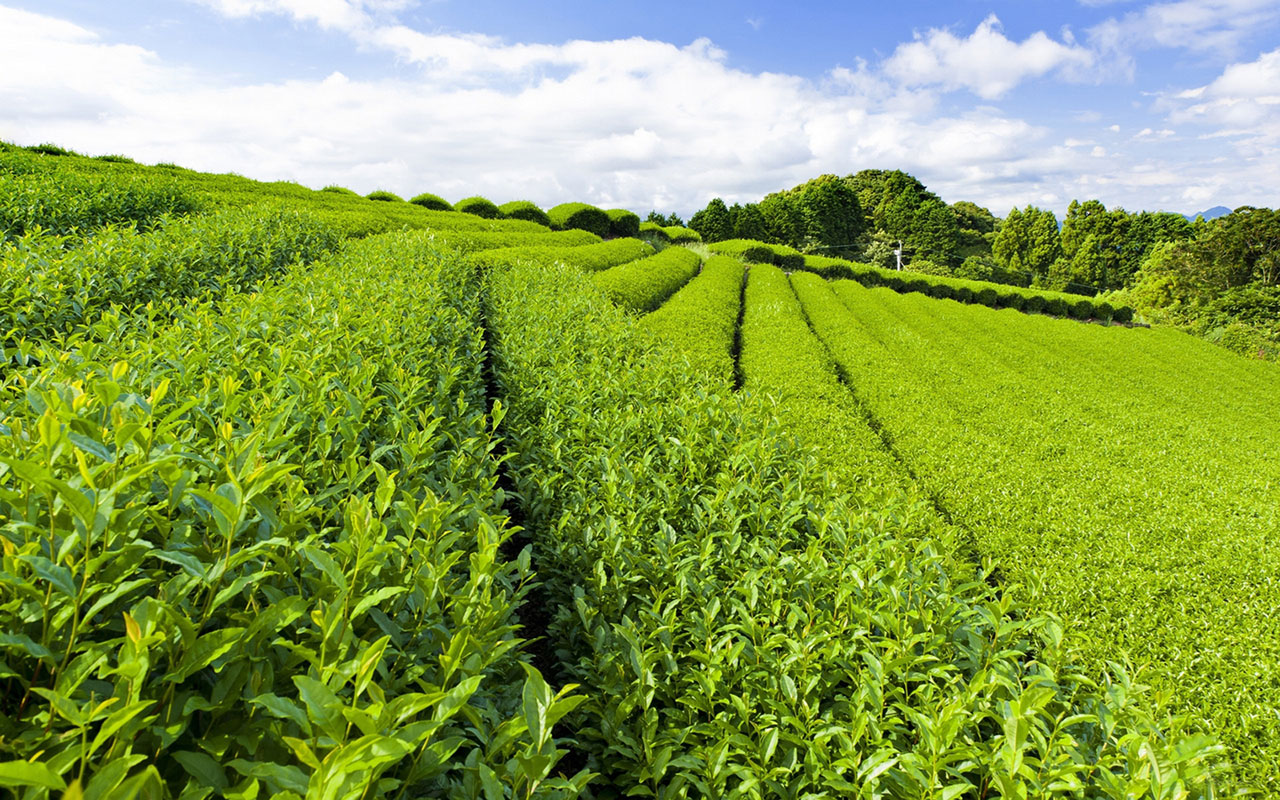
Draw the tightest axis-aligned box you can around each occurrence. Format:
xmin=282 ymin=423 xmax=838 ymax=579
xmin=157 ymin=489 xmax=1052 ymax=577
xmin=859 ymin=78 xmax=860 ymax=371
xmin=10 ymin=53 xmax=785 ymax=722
xmin=2 ymin=3 xmax=1276 ymax=218
xmin=883 ymin=15 xmax=1094 ymax=99
xmin=1167 ymin=48 xmax=1280 ymax=136
xmin=1088 ymin=0 xmax=1280 ymax=66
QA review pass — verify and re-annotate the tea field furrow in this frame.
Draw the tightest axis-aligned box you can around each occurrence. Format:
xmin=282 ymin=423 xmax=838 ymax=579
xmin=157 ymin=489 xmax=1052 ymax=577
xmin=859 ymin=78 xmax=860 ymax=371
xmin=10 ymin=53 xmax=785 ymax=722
xmin=483 ymin=254 xmax=1221 ymax=797
xmin=640 ymin=254 xmax=745 ymax=388
xmin=0 ymin=231 xmax=573 ymax=798
xmin=804 ymin=277 xmax=1280 ymax=790
xmin=592 ymin=246 xmax=702 ymax=312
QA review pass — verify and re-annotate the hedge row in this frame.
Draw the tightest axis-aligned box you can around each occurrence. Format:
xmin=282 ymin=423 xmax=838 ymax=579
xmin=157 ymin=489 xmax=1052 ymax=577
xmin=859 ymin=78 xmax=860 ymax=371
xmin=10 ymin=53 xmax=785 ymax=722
xmin=1 ymin=169 xmax=201 ymax=240
xmin=639 ymin=222 xmax=704 ymax=245
xmin=499 ymin=200 xmax=553 ymax=227
xmin=410 ymin=192 xmax=453 ymax=211
xmin=485 ymin=256 xmax=1216 ymax=797
xmin=707 ymin=238 xmax=803 ymax=270
xmin=455 ymin=195 xmax=501 ymax=219
xmin=469 ymin=237 xmax=653 ymax=272
xmin=639 ymin=255 xmax=745 ymax=387
xmin=709 ymin=238 xmax=1135 ymax=323
xmin=1 ymin=206 xmax=340 ymax=346
xmin=605 ymin=208 xmax=640 ymax=238
xmin=548 ymin=202 xmax=611 ymax=237
xmin=0 ymin=231 xmax=582 ymax=797
xmin=591 ymin=245 xmax=702 ymax=313
xmin=431 ymin=228 xmax=600 ymax=255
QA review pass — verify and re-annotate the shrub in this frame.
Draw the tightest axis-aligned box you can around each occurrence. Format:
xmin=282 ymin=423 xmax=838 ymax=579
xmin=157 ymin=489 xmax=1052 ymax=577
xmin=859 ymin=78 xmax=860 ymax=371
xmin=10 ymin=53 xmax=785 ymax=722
xmin=1113 ymin=305 xmax=1134 ymax=324
xmin=321 ymin=184 xmax=357 ymax=195
xmin=929 ymin=283 xmax=955 ymax=301
xmin=1093 ymin=301 xmax=1115 ymax=323
xmin=549 ymin=202 xmax=611 ymax=237
xmin=998 ymin=290 xmax=1027 ymax=311
xmin=606 ymin=208 xmax=641 ymax=238
xmin=664 ymin=225 xmax=702 ymax=244
xmin=498 ymin=200 xmax=551 ymax=227
xmin=1044 ymin=296 xmax=1068 ymax=317
xmin=976 ymin=287 xmax=1000 ymax=308
xmin=708 ymin=239 xmax=775 ymax=264
xmin=95 ymin=154 xmax=137 ymax=164
xmin=366 ymin=190 xmax=403 ymax=202
xmin=592 ymin=246 xmax=702 ymax=313
xmin=1067 ymin=299 xmax=1094 ymax=319
xmin=25 ymin=142 xmax=77 ymax=156
xmin=639 ymin=221 xmax=671 ymax=243
xmin=955 ymin=286 xmax=975 ymax=304
xmin=409 ymin=192 xmax=454 ymax=211
xmin=1023 ymin=295 xmax=1047 ymax=314
xmin=456 ymin=195 xmax=501 ymax=219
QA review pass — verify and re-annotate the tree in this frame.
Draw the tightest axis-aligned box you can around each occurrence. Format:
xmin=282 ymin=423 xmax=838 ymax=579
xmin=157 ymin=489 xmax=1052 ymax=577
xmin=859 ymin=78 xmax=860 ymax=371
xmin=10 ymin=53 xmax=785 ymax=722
xmin=794 ymin=174 xmax=865 ymax=253
xmin=646 ymin=210 xmax=684 ymax=227
xmin=688 ymin=198 xmax=734 ymax=243
xmin=760 ymin=192 xmax=805 ymax=248
xmin=992 ymin=205 xmax=1060 ymax=281
xmin=733 ymin=203 xmax=768 ymax=241
xmin=909 ymin=199 xmax=961 ymax=265
xmin=952 ymin=201 xmax=998 ymax=260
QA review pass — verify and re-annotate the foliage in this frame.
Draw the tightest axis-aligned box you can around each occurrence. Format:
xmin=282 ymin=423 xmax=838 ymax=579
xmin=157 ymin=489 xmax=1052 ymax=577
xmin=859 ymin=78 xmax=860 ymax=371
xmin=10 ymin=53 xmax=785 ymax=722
xmin=992 ymin=205 xmax=1061 ymax=284
xmin=687 ymin=198 xmax=733 ymax=243
xmin=591 ymin=246 xmax=702 ymax=313
xmin=731 ymin=202 xmax=767 ymax=241
xmin=471 ymin=238 xmax=654 ymax=272
xmin=456 ymin=196 xmax=501 ymax=219
xmin=1 ymin=207 xmax=340 ymax=346
xmin=364 ymin=190 xmax=403 ymax=202
xmin=549 ymin=203 xmax=611 ymax=237
xmin=319 ymin=185 xmax=357 ymax=195
xmin=604 ymin=208 xmax=640 ymax=239
xmin=637 ymin=221 xmax=670 ymax=244
xmin=644 ymin=211 xmax=684 ymax=228
xmin=1 ymin=170 xmax=201 ymax=241
xmin=640 ymin=255 xmax=744 ymax=386
xmin=809 ymin=278 xmax=1279 ymax=790
xmin=662 ymin=226 xmax=701 ymax=244
xmin=0 ymin=231 xmax=589 ymax=798
xmin=409 ymin=193 xmax=454 ymax=211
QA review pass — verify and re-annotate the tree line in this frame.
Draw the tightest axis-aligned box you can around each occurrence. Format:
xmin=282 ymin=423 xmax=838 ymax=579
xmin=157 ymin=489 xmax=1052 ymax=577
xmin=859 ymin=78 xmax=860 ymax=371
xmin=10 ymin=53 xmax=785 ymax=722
xmin=674 ymin=171 xmax=1279 ymax=357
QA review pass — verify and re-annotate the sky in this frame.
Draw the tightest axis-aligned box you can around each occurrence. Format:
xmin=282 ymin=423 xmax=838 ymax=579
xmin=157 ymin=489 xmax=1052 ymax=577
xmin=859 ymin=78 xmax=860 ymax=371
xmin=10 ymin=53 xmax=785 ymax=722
xmin=2 ymin=1 xmax=1279 ymax=219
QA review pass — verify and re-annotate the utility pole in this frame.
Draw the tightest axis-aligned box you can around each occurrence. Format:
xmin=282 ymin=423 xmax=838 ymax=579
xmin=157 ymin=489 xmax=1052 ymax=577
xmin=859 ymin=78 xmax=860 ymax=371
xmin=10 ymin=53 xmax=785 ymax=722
xmin=893 ymin=241 xmax=904 ymax=270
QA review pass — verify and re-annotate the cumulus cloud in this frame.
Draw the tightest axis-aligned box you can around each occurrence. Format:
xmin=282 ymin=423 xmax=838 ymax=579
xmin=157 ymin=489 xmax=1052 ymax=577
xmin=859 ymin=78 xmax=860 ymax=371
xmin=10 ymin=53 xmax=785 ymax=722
xmin=1088 ymin=0 xmax=1280 ymax=66
xmin=2 ymin=3 xmax=1276 ymax=217
xmin=1167 ymin=48 xmax=1280 ymax=141
xmin=883 ymin=15 xmax=1094 ymax=99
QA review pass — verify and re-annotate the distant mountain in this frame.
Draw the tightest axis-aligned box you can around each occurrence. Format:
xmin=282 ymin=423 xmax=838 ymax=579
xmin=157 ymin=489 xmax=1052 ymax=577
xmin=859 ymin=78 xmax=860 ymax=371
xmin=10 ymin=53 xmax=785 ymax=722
xmin=1185 ymin=205 xmax=1232 ymax=222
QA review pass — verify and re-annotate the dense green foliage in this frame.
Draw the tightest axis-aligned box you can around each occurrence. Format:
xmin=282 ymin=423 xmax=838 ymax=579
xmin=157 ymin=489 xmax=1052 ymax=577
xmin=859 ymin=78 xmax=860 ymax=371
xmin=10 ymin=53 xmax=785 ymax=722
xmin=455 ymin=196 xmax=502 ymax=219
xmin=637 ymin=221 xmax=670 ymax=243
xmin=0 ymin=231 xmax=587 ymax=798
xmin=432 ymin=228 xmax=600 ymax=255
xmin=364 ymin=190 xmax=403 ymax=202
xmin=408 ymin=192 xmax=453 ymax=211
xmin=591 ymin=245 xmax=702 ymax=312
xmin=660 ymin=226 xmax=701 ymax=244
xmin=604 ymin=208 xmax=640 ymax=239
xmin=793 ymin=277 xmax=1277 ymax=790
xmin=471 ymin=238 xmax=654 ymax=272
xmin=498 ymin=201 xmax=552 ymax=227
xmin=708 ymin=239 xmax=804 ymax=270
xmin=0 ymin=169 xmax=201 ymax=241
xmin=547 ymin=203 xmax=611 ymax=237
xmin=1 ymin=208 xmax=340 ymax=347
xmin=639 ymin=255 xmax=744 ymax=386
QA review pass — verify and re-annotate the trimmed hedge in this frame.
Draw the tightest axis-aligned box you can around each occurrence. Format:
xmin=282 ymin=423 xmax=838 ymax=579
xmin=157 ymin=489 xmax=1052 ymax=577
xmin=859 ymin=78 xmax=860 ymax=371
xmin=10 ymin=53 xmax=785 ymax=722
xmin=320 ymin=185 xmax=357 ymax=195
xmin=455 ymin=195 xmax=501 ymax=219
xmin=640 ymin=255 xmax=745 ymax=386
xmin=498 ymin=200 xmax=552 ymax=227
xmin=430 ymin=228 xmax=600 ymax=254
xmin=663 ymin=225 xmax=702 ymax=244
xmin=366 ymin=189 xmax=403 ymax=202
xmin=548 ymin=202 xmax=611 ymax=237
xmin=790 ymin=248 xmax=1136 ymax=323
xmin=591 ymin=246 xmax=702 ymax=313
xmin=638 ymin=221 xmax=670 ymax=242
xmin=606 ymin=208 xmax=641 ymax=238
xmin=708 ymin=239 xmax=802 ymax=270
xmin=409 ymin=192 xmax=453 ymax=211
xmin=470 ymin=238 xmax=654 ymax=272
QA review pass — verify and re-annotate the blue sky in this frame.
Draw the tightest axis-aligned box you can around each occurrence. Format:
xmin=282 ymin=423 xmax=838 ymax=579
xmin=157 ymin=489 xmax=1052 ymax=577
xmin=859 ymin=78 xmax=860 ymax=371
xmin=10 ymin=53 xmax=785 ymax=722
xmin=2 ymin=0 xmax=1278 ymax=218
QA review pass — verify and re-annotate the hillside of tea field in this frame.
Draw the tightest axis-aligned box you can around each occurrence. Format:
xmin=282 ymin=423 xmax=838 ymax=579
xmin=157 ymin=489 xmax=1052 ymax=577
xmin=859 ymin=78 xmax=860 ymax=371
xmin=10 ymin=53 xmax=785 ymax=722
xmin=1 ymin=143 xmax=1275 ymax=798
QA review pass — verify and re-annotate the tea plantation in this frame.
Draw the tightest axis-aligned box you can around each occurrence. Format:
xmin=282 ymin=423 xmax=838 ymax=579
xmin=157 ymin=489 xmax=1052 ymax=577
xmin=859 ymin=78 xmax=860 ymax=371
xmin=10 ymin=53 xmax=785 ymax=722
xmin=1 ymin=143 xmax=1274 ymax=798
